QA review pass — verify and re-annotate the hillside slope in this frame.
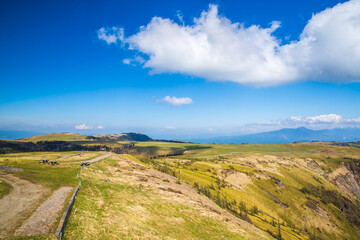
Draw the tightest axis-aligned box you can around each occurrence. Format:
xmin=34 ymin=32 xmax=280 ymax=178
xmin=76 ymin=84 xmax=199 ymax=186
xmin=1 ymin=140 xmax=360 ymax=239
xmin=64 ymin=155 xmax=272 ymax=239
xmin=91 ymin=132 xmax=153 ymax=142
xmin=20 ymin=133 xmax=89 ymax=142
xmin=20 ymin=132 xmax=153 ymax=143
xmin=139 ymin=142 xmax=360 ymax=240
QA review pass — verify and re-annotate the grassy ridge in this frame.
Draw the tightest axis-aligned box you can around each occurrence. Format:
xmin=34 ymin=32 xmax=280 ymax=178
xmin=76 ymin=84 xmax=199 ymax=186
xmin=139 ymin=143 xmax=360 ymax=240
xmin=1 ymin=138 xmax=360 ymax=240
xmin=20 ymin=133 xmax=89 ymax=142
xmin=64 ymin=156 xmax=271 ymax=240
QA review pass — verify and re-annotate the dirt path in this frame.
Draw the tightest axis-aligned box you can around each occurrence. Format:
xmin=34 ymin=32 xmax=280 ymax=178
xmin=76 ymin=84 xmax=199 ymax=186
xmin=14 ymin=186 xmax=73 ymax=236
xmin=0 ymin=172 xmax=49 ymax=238
xmin=84 ymin=153 xmax=112 ymax=164
xmin=0 ymin=165 xmax=25 ymax=172
xmin=57 ymin=154 xmax=73 ymax=160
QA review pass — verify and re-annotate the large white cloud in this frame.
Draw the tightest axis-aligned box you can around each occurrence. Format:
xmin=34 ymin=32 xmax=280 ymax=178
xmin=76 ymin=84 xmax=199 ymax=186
xmin=282 ymin=0 xmax=360 ymax=82
xmin=99 ymin=1 xmax=360 ymax=86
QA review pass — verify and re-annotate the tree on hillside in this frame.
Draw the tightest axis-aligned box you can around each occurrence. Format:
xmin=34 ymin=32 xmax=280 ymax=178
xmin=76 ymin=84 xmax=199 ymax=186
xmin=277 ymin=217 xmax=282 ymax=240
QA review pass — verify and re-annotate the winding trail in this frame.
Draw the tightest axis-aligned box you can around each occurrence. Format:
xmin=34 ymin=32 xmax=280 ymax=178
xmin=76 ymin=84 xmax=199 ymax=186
xmin=0 ymin=172 xmax=49 ymax=238
xmin=0 ymin=153 xmax=111 ymax=238
xmin=83 ymin=153 xmax=112 ymax=164
xmin=14 ymin=186 xmax=73 ymax=236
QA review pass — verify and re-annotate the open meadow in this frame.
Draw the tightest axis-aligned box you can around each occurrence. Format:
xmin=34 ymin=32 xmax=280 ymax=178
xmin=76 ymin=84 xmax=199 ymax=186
xmin=0 ymin=137 xmax=360 ymax=240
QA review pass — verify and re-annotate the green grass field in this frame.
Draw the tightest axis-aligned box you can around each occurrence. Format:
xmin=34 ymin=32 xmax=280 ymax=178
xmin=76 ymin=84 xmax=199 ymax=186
xmin=1 ymin=140 xmax=360 ymax=240
xmin=64 ymin=155 xmax=272 ymax=240
xmin=138 ymin=142 xmax=360 ymax=240
xmin=0 ymin=151 xmax=101 ymax=189
xmin=0 ymin=178 xmax=11 ymax=198
xmin=20 ymin=133 xmax=90 ymax=142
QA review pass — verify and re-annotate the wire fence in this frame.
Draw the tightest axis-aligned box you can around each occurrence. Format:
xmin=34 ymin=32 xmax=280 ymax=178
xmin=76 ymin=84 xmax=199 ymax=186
xmin=55 ymin=166 xmax=84 ymax=239
xmin=55 ymin=180 xmax=81 ymax=239
xmin=54 ymin=155 xmax=110 ymax=239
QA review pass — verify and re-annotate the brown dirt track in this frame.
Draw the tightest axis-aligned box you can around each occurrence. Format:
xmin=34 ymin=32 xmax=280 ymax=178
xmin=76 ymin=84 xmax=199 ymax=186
xmin=0 ymin=172 xmax=49 ymax=238
xmin=14 ymin=186 xmax=73 ymax=236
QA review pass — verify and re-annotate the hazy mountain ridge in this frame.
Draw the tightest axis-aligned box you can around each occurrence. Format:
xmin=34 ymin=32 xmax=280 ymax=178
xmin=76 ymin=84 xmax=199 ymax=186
xmin=191 ymin=127 xmax=360 ymax=144
xmin=2 ymin=127 xmax=360 ymax=144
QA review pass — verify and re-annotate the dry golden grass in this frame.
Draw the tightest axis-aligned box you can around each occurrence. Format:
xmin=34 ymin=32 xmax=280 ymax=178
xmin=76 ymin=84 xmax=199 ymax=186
xmin=64 ymin=155 xmax=273 ymax=240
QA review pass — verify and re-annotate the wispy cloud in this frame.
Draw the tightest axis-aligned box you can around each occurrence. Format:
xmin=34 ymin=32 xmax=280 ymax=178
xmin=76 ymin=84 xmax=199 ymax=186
xmin=75 ymin=124 xmax=104 ymax=130
xmin=97 ymin=27 xmax=124 ymax=44
xmin=157 ymin=96 xmax=193 ymax=106
xmin=99 ymin=1 xmax=360 ymax=86
xmin=122 ymin=56 xmax=145 ymax=66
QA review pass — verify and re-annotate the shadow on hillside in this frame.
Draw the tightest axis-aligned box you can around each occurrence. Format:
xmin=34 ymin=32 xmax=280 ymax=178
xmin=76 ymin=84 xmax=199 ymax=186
xmin=134 ymin=144 xmax=211 ymax=157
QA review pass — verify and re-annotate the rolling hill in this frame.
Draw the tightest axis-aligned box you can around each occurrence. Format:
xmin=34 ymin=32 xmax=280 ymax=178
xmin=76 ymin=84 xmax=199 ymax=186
xmin=91 ymin=132 xmax=153 ymax=142
xmin=20 ymin=133 xmax=89 ymax=142
xmin=1 ymin=136 xmax=360 ymax=239
xmin=18 ymin=132 xmax=153 ymax=143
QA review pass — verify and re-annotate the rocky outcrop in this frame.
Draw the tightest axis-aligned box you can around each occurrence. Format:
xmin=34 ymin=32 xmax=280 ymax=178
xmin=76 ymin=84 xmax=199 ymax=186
xmin=328 ymin=160 xmax=360 ymax=201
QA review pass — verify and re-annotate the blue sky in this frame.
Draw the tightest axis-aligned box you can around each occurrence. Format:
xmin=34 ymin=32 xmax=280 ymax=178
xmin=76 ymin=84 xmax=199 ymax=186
xmin=1 ymin=0 xmax=360 ymax=139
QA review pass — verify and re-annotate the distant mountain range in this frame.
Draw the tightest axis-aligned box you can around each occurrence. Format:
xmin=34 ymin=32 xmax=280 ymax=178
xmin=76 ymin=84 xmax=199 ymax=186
xmin=2 ymin=127 xmax=360 ymax=144
xmin=190 ymin=127 xmax=360 ymax=144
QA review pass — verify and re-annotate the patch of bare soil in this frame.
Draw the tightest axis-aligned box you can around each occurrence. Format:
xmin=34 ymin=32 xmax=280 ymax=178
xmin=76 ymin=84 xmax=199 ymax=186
xmin=0 ymin=172 xmax=49 ymax=238
xmin=0 ymin=165 xmax=25 ymax=172
xmin=328 ymin=163 xmax=360 ymax=200
xmin=224 ymin=172 xmax=252 ymax=190
xmin=14 ymin=186 xmax=73 ymax=236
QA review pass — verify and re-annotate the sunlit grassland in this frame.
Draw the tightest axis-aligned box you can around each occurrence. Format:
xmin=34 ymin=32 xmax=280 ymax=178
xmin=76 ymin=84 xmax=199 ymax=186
xmin=139 ymin=142 xmax=360 ymax=240
xmin=0 ymin=152 xmax=100 ymax=240
xmin=6 ymin=235 xmax=57 ymax=240
xmin=0 ymin=178 xmax=11 ymax=198
xmin=132 ymin=141 xmax=207 ymax=156
xmin=0 ymin=151 xmax=100 ymax=189
xmin=20 ymin=133 xmax=89 ymax=142
xmin=140 ymin=141 xmax=360 ymax=172
xmin=64 ymin=156 xmax=268 ymax=240
xmin=1 ymin=140 xmax=359 ymax=240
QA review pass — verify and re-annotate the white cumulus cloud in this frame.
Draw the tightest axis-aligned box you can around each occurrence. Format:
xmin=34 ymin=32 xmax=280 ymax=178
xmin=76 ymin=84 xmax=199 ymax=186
xmin=290 ymin=114 xmax=344 ymax=124
xmin=75 ymin=124 xmax=104 ymax=130
xmin=279 ymin=114 xmax=360 ymax=128
xmin=158 ymin=96 xmax=193 ymax=106
xmin=282 ymin=0 xmax=360 ymax=82
xmin=98 ymin=1 xmax=360 ymax=86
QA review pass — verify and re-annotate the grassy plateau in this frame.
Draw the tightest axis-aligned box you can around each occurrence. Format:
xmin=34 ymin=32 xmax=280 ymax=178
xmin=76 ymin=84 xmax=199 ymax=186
xmin=1 ymin=133 xmax=360 ymax=239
